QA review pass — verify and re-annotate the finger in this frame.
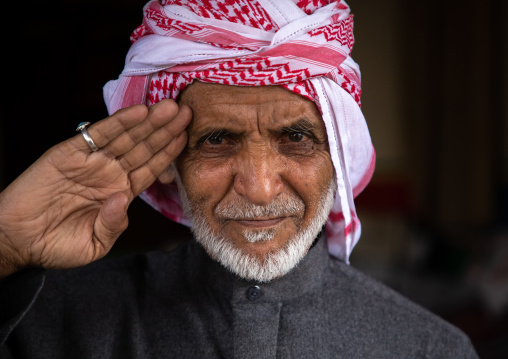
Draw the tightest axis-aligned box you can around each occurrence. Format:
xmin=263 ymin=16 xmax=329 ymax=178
xmin=69 ymin=104 xmax=149 ymax=153
xmin=158 ymin=165 xmax=177 ymax=185
xmin=129 ymin=131 xmax=188 ymax=196
xmin=117 ymin=104 xmax=191 ymax=172
xmin=102 ymin=100 xmax=186 ymax=158
xmin=93 ymin=192 xmax=129 ymax=252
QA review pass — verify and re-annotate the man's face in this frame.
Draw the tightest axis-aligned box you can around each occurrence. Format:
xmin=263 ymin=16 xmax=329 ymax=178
xmin=174 ymin=82 xmax=335 ymax=281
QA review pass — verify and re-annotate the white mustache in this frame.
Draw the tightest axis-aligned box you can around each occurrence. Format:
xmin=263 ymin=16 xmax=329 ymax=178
xmin=214 ymin=193 xmax=305 ymax=220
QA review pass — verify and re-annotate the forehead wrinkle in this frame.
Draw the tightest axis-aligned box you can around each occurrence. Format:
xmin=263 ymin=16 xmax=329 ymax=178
xmin=181 ymin=82 xmax=324 ymax=136
xmin=190 ymin=106 xmax=323 ymax=140
xmin=254 ymin=101 xmax=320 ymax=130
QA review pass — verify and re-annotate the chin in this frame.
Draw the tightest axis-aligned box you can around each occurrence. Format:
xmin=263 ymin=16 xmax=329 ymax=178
xmin=194 ymin=222 xmax=317 ymax=282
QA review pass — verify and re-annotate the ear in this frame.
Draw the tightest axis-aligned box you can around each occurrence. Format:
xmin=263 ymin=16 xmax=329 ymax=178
xmin=157 ymin=163 xmax=178 ymax=184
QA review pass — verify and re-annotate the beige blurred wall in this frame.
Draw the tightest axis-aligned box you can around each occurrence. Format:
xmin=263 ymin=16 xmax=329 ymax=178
xmin=349 ymin=0 xmax=504 ymax=237
xmin=349 ymin=0 xmax=407 ymax=176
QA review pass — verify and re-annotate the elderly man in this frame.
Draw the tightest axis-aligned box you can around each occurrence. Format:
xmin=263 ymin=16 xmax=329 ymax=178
xmin=0 ymin=0 xmax=477 ymax=358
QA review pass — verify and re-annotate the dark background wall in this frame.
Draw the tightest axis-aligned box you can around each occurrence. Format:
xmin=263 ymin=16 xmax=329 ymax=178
xmin=1 ymin=0 xmax=191 ymax=250
xmin=349 ymin=2 xmax=508 ymax=357
xmin=1 ymin=1 xmax=507 ymax=357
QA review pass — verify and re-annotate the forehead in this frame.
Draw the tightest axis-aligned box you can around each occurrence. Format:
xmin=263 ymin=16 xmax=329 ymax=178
xmin=178 ymin=82 xmax=324 ymax=131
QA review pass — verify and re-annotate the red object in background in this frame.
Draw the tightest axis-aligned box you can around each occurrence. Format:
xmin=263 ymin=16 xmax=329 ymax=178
xmin=355 ymin=177 xmax=413 ymax=214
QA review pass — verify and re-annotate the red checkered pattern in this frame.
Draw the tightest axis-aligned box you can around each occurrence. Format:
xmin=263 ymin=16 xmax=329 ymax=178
xmin=148 ymin=57 xmax=316 ymax=105
xmin=131 ymin=0 xmax=278 ymax=44
xmin=309 ymin=15 xmax=354 ymax=54
xmin=168 ymin=0 xmax=278 ymax=31
xmin=129 ymin=0 xmax=360 ymax=106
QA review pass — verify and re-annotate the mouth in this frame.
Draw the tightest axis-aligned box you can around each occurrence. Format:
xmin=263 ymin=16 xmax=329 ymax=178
xmin=233 ymin=217 xmax=286 ymax=228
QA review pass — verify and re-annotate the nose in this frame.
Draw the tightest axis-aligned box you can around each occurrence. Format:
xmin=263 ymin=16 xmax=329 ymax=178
xmin=233 ymin=146 xmax=284 ymax=206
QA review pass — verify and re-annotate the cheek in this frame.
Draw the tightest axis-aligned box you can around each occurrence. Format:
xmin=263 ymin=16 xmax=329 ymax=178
xmin=177 ymin=155 xmax=233 ymax=208
xmin=178 ymin=148 xmax=333 ymax=214
xmin=288 ymin=152 xmax=334 ymax=209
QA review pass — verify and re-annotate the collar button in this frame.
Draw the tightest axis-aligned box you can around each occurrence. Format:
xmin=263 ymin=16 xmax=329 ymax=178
xmin=247 ymin=286 xmax=261 ymax=301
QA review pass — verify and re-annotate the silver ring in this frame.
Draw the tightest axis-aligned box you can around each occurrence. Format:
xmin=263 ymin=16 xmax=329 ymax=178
xmin=76 ymin=122 xmax=99 ymax=152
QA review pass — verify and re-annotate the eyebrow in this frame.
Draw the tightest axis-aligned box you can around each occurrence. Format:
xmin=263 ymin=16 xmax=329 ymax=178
xmin=191 ymin=128 xmax=243 ymax=142
xmin=190 ymin=118 xmax=319 ymax=143
xmin=272 ymin=118 xmax=317 ymax=134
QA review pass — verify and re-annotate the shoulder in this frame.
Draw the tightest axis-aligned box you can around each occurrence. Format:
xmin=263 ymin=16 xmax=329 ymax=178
xmin=38 ymin=240 xmax=195 ymax=309
xmin=2 ymin=240 xmax=202 ymax=353
xmin=322 ymin=258 xmax=478 ymax=358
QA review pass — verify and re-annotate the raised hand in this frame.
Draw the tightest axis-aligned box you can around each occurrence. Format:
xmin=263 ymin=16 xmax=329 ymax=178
xmin=0 ymin=100 xmax=191 ymax=277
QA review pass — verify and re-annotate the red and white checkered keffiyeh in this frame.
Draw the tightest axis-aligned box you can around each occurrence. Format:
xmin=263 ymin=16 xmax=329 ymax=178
xmin=104 ymin=0 xmax=375 ymax=262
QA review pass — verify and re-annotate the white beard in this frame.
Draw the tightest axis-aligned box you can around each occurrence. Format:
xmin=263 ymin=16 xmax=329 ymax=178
xmin=175 ymin=173 xmax=336 ymax=282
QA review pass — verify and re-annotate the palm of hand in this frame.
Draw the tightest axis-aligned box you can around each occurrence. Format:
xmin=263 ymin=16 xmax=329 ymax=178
xmin=0 ymin=101 xmax=190 ymax=272
xmin=28 ymin=147 xmax=132 ymax=268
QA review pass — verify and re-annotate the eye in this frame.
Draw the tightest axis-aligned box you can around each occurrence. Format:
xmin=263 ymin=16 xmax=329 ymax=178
xmin=207 ymin=134 xmax=224 ymax=145
xmin=288 ymin=132 xmax=305 ymax=142
xmin=192 ymin=130 xmax=238 ymax=155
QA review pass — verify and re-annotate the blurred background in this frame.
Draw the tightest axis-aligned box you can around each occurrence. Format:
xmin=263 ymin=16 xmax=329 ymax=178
xmin=1 ymin=0 xmax=506 ymax=357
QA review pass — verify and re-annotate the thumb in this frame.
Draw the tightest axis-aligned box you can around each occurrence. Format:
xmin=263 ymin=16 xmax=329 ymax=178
xmin=94 ymin=192 xmax=129 ymax=249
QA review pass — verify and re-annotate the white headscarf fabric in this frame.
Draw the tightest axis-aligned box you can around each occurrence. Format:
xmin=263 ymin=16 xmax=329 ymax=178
xmin=104 ymin=0 xmax=375 ymax=262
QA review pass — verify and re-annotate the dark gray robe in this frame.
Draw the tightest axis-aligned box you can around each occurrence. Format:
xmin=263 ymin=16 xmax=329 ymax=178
xmin=0 ymin=237 xmax=478 ymax=358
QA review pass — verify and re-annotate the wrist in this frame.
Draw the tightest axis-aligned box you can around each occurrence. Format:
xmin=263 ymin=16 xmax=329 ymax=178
xmin=0 ymin=228 xmax=25 ymax=278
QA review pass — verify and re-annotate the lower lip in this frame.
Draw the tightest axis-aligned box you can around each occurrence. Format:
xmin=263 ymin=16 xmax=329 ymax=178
xmin=235 ymin=218 xmax=285 ymax=228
